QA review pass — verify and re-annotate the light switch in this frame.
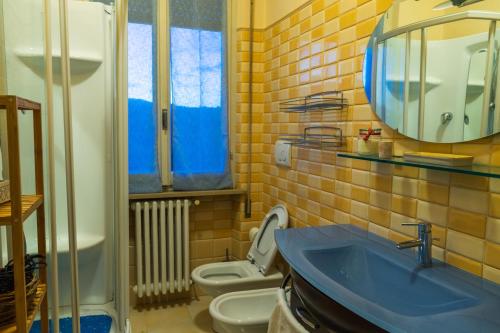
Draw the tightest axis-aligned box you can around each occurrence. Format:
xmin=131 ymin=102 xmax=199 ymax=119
xmin=275 ymin=140 xmax=291 ymax=167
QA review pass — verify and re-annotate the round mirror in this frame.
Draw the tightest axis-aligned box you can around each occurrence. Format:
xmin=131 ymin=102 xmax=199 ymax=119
xmin=363 ymin=0 xmax=500 ymax=143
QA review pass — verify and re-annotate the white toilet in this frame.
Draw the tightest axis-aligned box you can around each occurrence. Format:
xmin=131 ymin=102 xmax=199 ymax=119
xmin=209 ymin=288 xmax=279 ymax=333
xmin=191 ymin=204 xmax=288 ymax=297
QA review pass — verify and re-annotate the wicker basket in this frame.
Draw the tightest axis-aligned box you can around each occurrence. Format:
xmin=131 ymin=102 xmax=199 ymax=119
xmin=0 ymin=180 xmax=9 ymax=204
xmin=0 ymin=275 xmax=39 ymax=327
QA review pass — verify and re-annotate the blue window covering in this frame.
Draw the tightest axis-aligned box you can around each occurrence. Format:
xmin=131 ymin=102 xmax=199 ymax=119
xmin=128 ymin=19 xmax=162 ymax=193
xmin=169 ymin=0 xmax=233 ymax=190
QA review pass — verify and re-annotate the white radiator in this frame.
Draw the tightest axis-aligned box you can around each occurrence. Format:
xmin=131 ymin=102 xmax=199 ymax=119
xmin=132 ymin=199 xmax=198 ymax=298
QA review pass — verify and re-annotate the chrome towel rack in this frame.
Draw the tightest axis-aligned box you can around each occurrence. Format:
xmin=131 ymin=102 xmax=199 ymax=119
xmin=280 ymin=126 xmax=343 ymax=149
xmin=279 ymin=91 xmax=348 ymax=113
xmin=278 ymin=91 xmax=348 ymax=151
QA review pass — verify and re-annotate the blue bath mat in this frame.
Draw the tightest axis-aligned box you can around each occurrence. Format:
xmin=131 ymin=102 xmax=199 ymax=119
xmin=31 ymin=315 xmax=112 ymax=333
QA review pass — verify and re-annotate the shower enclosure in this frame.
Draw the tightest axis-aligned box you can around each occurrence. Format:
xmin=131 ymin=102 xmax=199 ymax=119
xmin=0 ymin=0 xmax=128 ymax=332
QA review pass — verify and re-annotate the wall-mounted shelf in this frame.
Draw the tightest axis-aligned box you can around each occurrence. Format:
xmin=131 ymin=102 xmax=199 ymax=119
xmin=280 ymin=126 xmax=343 ymax=149
xmin=466 ymin=81 xmax=485 ymax=95
xmin=280 ymin=91 xmax=348 ymax=112
xmin=467 ymin=80 xmax=484 ymax=88
xmin=337 ymin=152 xmax=500 ymax=179
xmin=386 ymin=76 xmax=441 ymax=86
xmin=16 ymin=48 xmax=102 ymax=75
xmin=385 ymin=77 xmax=441 ymax=89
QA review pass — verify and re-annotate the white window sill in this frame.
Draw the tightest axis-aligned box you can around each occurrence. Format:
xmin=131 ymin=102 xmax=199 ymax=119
xmin=129 ymin=188 xmax=246 ymax=201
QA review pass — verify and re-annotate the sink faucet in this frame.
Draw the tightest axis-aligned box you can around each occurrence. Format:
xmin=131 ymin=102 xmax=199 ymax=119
xmin=396 ymin=222 xmax=433 ymax=267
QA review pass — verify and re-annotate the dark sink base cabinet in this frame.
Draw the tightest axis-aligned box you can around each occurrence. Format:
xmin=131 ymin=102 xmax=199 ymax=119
xmin=291 ymin=270 xmax=387 ymax=333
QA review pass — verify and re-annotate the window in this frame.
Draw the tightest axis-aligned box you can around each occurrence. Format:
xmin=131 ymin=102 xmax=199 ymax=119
xmin=128 ymin=0 xmax=232 ymax=192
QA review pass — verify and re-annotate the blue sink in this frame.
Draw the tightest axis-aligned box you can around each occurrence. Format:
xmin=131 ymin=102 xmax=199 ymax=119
xmin=275 ymin=225 xmax=500 ymax=333
xmin=303 ymin=245 xmax=477 ymax=316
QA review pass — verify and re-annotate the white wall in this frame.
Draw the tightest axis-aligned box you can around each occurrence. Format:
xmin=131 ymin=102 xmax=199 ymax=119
xmin=265 ymin=0 xmax=309 ymax=28
xmin=235 ymin=0 xmax=310 ymax=29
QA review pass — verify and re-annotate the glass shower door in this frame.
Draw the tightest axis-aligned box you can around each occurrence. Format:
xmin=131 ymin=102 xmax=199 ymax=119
xmin=0 ymin=0 xmax=118 ymax=331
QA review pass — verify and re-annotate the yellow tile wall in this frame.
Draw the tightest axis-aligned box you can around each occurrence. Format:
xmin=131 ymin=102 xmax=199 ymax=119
xmin=235 ymin=0 xmax=500 ymax=284
xmin=232 ymin=28 xmax=267 ymax=259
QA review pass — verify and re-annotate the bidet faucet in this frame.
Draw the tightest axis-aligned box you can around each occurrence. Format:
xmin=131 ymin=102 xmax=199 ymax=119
xmin=396 ymin=222 xmax=433 ymax=267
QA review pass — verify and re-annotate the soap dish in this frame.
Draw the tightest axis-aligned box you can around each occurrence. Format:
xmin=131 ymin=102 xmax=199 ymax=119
xmin=403 ymin=152 xmax=473 ymax=166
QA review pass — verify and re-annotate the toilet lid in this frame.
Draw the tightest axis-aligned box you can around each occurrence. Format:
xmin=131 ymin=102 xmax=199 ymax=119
xmin=247 ymin=204 xmax=288 ymax=275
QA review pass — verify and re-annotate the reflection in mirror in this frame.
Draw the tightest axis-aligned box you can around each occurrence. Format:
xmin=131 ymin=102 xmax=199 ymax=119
xmin=375 ymin=34 xmax=406 ymax=132
xmin=408 ymin=30 xmax=422 ymax=139
xmin=363 ymin=0 xmax=500 ymax=143
xmin=464 ymin=47 xmax=487 ymax=141
xmin=423 ymin=20 xmax=493 ymax=142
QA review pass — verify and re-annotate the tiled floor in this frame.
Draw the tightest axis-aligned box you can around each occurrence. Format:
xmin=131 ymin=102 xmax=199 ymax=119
xmin=130 ymin=296 xmax=213 ymax=333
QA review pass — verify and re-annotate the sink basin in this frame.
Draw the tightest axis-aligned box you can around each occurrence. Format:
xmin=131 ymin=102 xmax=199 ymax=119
xmin=275 ymin=224 xmax=500 ymax=333
xmin=303 ymin=245 xmax=477 ymax=316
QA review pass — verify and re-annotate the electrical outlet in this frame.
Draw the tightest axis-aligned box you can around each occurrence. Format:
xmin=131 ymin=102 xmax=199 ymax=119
xmin=275 ymin=140 xmax=291 ymax=167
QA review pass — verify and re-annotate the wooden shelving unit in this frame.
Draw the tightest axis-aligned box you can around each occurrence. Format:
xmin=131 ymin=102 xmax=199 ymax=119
xmin=1 ymin=284 xmax=47 ymax=333
xmin=0 ymin=96 xmax=48 ymax=333
xmin=0 ymin=195 xmax=44 ymax=225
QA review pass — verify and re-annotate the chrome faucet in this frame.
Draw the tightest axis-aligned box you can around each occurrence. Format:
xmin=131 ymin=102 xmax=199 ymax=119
xmin=396 ymin=222 xmax=433 ymax=267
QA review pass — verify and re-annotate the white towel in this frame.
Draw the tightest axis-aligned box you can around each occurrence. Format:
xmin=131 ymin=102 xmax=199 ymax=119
xmin=267 ymin=288 xmax=308 ymax=333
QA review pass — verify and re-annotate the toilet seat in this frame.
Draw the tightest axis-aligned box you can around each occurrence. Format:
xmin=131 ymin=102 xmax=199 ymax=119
xmin=191 ymin=205 xmax=288 ymax=297
xmin=247 ymin=204 xmax=288 ymax=275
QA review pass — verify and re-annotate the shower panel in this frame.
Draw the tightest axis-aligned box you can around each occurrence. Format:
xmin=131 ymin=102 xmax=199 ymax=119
xmin=464 ymin=48 xmax=488 ymax=141
xmin=1 ymin=0 xmax=115 ymax=321
xmin=464 ymin=33 xmax=500 ymax=141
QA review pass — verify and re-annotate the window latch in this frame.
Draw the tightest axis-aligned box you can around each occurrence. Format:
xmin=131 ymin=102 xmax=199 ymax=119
xmin=162 ymin=108 xmax=169 ymax=131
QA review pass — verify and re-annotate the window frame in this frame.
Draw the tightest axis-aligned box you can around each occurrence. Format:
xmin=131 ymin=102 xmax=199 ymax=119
xmin=156 ymin=0 xmax=233 ymax=187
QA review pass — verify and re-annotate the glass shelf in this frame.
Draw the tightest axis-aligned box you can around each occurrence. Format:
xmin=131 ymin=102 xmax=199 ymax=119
xmin=337 ymin=153 xmax=500 ymax=179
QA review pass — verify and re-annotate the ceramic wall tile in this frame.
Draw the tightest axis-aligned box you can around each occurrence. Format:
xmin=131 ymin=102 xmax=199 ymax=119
xmin=233 ymin=0 xmax=500 ymax=284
